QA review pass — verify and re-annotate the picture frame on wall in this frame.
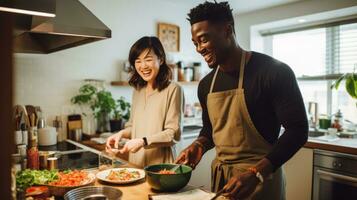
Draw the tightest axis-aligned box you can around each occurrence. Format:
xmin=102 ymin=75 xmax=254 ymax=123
xmin=157 ymin=22 xmax=180 ymax=52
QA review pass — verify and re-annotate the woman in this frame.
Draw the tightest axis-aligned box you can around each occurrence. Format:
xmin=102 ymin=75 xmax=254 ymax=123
xmin=106 ymin=36 xmax=184 ymax=168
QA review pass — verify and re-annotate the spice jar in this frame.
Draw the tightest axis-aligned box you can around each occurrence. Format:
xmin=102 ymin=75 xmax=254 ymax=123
xmin=27 ymin=139 xmax=39 ymax=169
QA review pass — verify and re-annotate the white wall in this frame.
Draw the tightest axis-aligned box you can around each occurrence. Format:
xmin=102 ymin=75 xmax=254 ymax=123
xmin=14 ymin=0 xmax=206 ymax=128
xmin=235 ymin=0 xmax=357 ymax=49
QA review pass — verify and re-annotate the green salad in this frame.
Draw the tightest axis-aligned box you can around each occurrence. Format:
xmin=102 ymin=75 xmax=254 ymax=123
xmin=16 ymin=169 xmax=59 ymax=190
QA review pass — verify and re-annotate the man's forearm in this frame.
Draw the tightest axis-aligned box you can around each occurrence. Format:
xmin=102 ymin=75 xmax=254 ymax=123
xmin=254 ymin=158 xmax=274 ymax=180
xmin=195 ymin=136 xmax=215 ymax=152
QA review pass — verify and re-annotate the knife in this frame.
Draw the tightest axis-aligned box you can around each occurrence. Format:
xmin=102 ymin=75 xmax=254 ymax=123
xmin=210 ymin=188 xmax=225 ymax=200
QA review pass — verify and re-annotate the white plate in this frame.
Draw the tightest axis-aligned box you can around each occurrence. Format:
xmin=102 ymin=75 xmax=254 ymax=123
xmin=96 ymin=168 xmax=145 ymax=184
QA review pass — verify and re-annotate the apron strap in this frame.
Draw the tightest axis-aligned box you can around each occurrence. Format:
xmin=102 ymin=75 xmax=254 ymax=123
xmin=209 ymin=66 xmax=220 ymax=93
xmin=238 ymin=51 xmax=246 ymax=89
xmin=209 ymin=50 xmax=247 ymax=93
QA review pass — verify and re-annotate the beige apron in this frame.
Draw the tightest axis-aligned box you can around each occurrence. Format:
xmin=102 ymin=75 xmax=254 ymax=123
xmin=207 ymin=51 xmax=285 ymax=200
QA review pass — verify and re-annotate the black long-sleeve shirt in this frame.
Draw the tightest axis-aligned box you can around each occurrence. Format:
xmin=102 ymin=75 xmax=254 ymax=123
xmin=198 ymin=51 xmax=308 ymax=170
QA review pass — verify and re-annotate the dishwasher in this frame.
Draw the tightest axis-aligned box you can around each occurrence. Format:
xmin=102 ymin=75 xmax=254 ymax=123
xmin=312 ymin=149 xmax=357 ymax=200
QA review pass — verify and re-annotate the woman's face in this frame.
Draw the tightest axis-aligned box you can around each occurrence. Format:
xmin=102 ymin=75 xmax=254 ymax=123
xmin=134 ymin=48 xmax=161 ymax=84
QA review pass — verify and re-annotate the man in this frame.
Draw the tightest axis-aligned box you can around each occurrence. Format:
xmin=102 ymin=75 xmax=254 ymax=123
xmin=175 ymin=1 xmax=308 ymax=200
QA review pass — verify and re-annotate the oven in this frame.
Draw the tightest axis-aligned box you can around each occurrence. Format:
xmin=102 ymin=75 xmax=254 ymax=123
xmin=313 ymin=149 xmax=357 ymax=200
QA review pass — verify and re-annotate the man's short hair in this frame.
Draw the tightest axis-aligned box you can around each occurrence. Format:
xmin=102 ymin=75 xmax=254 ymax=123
xmin=187 ymin=1 xmax=235 ymax=32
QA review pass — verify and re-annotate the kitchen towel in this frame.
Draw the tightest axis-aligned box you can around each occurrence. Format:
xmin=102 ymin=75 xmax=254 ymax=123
xmin=149 ymin=188 xmax=221 ymax=200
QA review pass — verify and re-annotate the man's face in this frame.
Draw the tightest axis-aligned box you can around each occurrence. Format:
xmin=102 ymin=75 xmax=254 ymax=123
xmin=191 ymin=20 xmax=230 ymax=68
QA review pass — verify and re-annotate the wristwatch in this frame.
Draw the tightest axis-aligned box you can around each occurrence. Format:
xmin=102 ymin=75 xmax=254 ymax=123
xmin=248 ymin=167 xmax=264 ymax=183
xmin=142 ymin=137 xmax=148 ymax=146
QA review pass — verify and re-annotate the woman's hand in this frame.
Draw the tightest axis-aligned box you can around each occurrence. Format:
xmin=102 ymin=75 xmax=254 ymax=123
xmin=222 ymin=171 xmax=259 ymax=199
xmin=106 ymin=131 xmax=123 ymax=151
xmin=119 ymin=138 xmax=145 ymax=154
xmin=174 ymin=141 xmax=204 ymax=169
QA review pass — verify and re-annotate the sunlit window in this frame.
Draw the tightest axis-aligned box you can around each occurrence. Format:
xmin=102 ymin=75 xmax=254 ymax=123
xmin=271 ymin=22 xmax=357 ymax=123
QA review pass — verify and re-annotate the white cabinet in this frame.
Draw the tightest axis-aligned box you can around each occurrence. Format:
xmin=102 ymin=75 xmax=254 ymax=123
xmin=176 ymin=130 xmax=216 ymax=190
xmin=189 ymin=148 xmax=216 ymax=190
xmin=283 ymin=147 xmax=313 ymax=200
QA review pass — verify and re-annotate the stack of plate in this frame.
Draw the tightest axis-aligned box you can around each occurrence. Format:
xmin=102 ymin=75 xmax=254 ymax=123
xmin=64 ymin=186 xmax=122 ymax=200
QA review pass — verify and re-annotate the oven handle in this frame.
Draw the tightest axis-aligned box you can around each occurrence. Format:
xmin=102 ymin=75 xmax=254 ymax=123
xmin=317 ymin=169 xmax=357 ymax=183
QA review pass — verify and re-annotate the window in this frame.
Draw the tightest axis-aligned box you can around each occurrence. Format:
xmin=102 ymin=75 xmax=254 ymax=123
xmin=271 ymin=22 xmax=357 ymax=123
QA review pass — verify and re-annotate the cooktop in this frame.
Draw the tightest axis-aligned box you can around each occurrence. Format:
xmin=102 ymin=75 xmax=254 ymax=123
xmin=38 ymin=141 xmax=118 ymax=170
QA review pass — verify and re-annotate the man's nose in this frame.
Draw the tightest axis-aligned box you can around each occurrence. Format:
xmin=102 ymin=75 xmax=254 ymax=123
xmin=196 ymin=44 xmax=206 ymax=54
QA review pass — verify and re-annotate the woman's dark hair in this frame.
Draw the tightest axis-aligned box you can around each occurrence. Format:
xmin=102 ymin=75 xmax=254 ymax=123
xmin=128 ymin=36 xmax=172 ymax=91
xmin=187 ymin=1 xmax=235 ymax=33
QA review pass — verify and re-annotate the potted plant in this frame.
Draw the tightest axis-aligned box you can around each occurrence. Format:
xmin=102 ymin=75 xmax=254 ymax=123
xmin=71 ymin=84 xmax=120 ymax=133
xmin=331 ymin=66 xmax=357 ymax=107
xmin=109 ymin=97 xmax=131 ymax=132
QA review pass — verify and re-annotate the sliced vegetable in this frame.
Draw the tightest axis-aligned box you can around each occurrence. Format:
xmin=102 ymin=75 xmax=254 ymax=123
xmin=16 ymin=169 xmax=58 ymax=190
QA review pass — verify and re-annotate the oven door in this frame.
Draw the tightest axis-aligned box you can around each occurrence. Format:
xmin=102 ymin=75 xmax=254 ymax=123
xmin=313 ymin=167 xmax=357 ymax=200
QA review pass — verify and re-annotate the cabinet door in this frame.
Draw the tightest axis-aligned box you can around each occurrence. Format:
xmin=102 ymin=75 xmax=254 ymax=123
xmin=284 ymin=147 xmax=313 ymax=200
xmin=178 ymin=133 xmax=216 ymax=190
xmin=189 ymin=148 xmax=216 ymax=190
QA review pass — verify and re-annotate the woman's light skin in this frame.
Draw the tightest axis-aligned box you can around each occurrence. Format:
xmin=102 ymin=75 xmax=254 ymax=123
xmin=134 ymin=48 xmax=162 ymax=95
xmin=106 ymin=48 xmax=163 ymax=154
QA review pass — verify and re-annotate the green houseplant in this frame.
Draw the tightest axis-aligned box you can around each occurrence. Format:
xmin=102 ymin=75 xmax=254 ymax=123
xmin=110 ymin=97 xmax=131 ymax=132
xmin=71 ymin=84 xmax=130 ymax=132
xmin=331 ymin=67 xmax=357 ymax=107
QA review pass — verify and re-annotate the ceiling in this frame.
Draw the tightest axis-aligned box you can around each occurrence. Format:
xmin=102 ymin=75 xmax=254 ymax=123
xmin=170 ymin=0 xmax=302 ymax=15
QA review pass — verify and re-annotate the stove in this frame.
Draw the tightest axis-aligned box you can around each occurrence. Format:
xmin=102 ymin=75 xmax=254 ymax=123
xmin=39 ymin=141 xmax=120 ymax=170
xmin=38 ymin=141 xmax=82 ymax=152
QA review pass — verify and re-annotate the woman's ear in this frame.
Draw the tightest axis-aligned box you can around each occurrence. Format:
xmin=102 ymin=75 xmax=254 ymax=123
xmin=159 ymin=58 xmax=164 ymax=65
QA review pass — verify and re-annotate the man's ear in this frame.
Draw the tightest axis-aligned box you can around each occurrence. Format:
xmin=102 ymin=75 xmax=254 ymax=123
xmin=225 ymin=24 xmax=234 ymax=38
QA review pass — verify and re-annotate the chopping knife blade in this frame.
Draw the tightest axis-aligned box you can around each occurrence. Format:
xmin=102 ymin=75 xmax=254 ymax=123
xmin=210 ymin=188 xmax=225 ymax=200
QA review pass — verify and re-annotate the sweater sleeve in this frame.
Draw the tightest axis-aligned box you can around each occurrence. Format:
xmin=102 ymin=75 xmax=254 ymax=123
xmin=145 ymin=85 xmax=184 ymax=148
xmin=265 ymin=64 xmax=308 ymax=170
xmin=122 ymin=90 xmax=136 ymax=137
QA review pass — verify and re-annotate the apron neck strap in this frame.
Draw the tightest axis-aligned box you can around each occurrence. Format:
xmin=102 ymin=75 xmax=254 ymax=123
xmin=238 ymin=51 xmax=246 ymax=89
xmin=209 ymin=66 xmax=220 ymax=93
xmin=208 ymin=50 xmax=247 ymax=93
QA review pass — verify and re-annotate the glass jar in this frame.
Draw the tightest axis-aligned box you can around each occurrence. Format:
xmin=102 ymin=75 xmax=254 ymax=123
xmin=332 ymin=110 xmax=343 ymax=131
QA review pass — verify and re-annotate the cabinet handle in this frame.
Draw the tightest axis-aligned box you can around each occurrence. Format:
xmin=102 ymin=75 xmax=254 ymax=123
xmin=317 ymin=169 xmax=357 ymax=183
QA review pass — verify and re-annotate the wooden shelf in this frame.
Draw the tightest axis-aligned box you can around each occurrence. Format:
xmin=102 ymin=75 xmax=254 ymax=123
xmin=111 ymin=81 xmax=199 ymax=86
xmin=111 ymin=81 xmax=130 ymax=86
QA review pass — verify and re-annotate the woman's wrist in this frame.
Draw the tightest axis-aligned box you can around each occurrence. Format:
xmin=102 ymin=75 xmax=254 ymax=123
xmin=142 ymin=137 xmax=148 ymax=146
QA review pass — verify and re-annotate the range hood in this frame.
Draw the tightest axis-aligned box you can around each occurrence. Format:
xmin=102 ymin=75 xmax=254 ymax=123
xmin=14 ymin=0 xmax=111 ymax=54
xmin=0 ymin=0 xmax=56 ymax=17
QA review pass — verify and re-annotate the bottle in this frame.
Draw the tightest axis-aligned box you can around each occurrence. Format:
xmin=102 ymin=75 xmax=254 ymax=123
xmin=27 ymin=139 xmax=39 ymax=169
xmin=53 ymin=116 xmax=64 ymax=142
xmin=332 ymin=110 xmax=343 ymax=132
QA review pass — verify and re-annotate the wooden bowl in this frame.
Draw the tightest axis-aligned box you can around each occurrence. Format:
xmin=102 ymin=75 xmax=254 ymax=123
xmin=46 ymin=173 xmax=96 ymax=196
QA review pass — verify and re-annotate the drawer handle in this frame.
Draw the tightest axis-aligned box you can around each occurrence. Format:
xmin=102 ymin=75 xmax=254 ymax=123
xmin=317 ymin=169 xmax=357 ymax=183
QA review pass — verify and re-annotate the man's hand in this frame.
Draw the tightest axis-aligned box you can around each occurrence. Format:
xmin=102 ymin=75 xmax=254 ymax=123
xmin=119 ymin=138 xmax=145 ymax=154
xmin=222 ymin=170 xmax=259 ymax=199
xmin=174 ymin=141 xmax=205 ymax=169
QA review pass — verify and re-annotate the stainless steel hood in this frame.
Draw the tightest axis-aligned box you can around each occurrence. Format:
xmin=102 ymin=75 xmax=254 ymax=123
xmin=14 ymin=0 xmax=111 ymax=54
xmin=0 ymin=0 xmax=56 ymax=17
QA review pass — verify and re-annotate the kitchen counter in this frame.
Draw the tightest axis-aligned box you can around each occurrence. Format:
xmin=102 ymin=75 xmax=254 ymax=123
xmin=92 ymin=163 xmax=157 ymax=200
xmin=305 ymin=137 xmax=357 ymax=155
xmin=69 ymin=140 xmax=204 ymax=200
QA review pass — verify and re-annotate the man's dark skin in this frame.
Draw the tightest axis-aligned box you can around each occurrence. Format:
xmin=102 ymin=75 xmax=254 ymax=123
xmin=175 ymin=20 xmax=274 ymax=199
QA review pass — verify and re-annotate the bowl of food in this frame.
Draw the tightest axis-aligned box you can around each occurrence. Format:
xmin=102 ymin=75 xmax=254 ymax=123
xmin=46 ymin=170 xmax=96 ymax=196
xmin=144 ymin=164 xmax=192 ymax=192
